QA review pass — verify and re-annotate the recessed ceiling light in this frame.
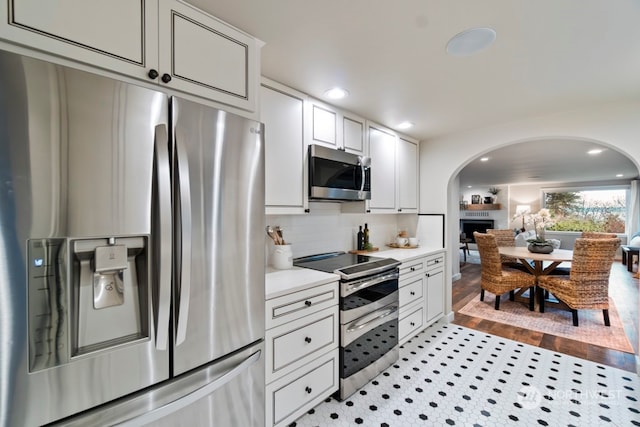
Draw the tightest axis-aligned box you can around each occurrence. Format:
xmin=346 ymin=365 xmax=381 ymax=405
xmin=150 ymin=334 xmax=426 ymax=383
xmin=324 ymin=87 xmax=349 ymax=100
xmin=446 ymin=27 xmax=496 ymax=56
xmin=616 ymin=174 xmax=624 ymax=177
xmin=396 ymin=121 xmax=414 ymax=130
xmin=467 ymin=186 xmax=473 ymax=188
xmin=480 ymin=157 xmax=489 ymax=162
xmin=588 ymin=149 xmax=603 ymax=155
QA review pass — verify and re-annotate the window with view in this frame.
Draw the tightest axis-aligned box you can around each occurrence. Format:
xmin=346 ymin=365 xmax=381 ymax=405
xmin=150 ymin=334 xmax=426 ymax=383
xmin=543 ymin=187 xmax=628 ymax=233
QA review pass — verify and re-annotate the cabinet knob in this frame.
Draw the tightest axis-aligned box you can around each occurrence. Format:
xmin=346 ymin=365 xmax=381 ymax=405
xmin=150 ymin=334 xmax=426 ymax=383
xmin=148 ymin=69 xmax=159 ymax=80
xmin=410 ymin=322 xmax=415 ymax=327
xmin=161 ymin=73 xmax=172 ymax=83
xmin=398 ymin=209 xmax=402 ymax=212
xmin=410 ymin=291 xmax=415 ymax=296
xmin=410 ymin=267 xmax=415 ymax=272
xmin=366 ymin=209 xmax=371 ymax=213
xmin=304 ymin=209 xmax=310 ymax=213
xmin=304 ymin=300 xmax=312 ymax=307
xmin=304 ymin=336 xmax=312 ymax=343
xmin=305 ymin=386 xmax=312 ymax=394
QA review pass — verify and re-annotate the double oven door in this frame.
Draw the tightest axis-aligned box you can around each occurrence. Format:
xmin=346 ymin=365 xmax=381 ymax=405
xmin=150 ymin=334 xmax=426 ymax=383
xmin=338 ymin=267 xmax=399 ymax=399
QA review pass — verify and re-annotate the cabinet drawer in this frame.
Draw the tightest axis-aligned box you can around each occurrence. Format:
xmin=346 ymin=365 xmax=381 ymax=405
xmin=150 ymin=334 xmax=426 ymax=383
xmin=266 ymin=281 xmax=338 ymax=329
xmin=426 ymin=253 xmax=445 ymax=269
xmin=266 ymin=306 xmax=338 ymax=382
xmin=399 ymin=304 xmax=424 ymax=344
xmin=267 ymin=348 xmax=339 ymax=427
xmin=399 ymin=258 xmax=424 ymax=277
xmin=399 ymin=277 xmax=423 ymax=308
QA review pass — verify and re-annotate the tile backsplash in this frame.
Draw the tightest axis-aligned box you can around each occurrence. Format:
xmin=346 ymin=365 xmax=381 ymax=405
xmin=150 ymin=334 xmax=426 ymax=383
xmin=266 ymin=202 xmax=418 ymax=261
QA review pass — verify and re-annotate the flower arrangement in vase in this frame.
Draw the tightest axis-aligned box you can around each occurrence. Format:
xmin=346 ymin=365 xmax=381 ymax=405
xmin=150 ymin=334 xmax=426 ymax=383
xmin=525 ymin=208 xmax=555 ymax=253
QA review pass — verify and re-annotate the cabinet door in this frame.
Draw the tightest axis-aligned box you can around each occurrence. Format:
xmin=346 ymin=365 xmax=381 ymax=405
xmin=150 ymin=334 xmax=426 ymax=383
xmin=368 ymin=125 xmax=397 ymax=212
xmin=397 ymin=137 xmax=418 ymax=213
xmin=158 ymin=0 xmax=258 ymax=111
xmin=261 ymin=83 xmax=308 ymax=214
xmin=426 ymin=267 xmax=444 ymax=323
xmin=342 ymin=114 xmax=365 ymax=154
xmin=308 ymin=100 xmax=338 ymax=149
xmin=1 ymin=0 xmax=157 ymax=79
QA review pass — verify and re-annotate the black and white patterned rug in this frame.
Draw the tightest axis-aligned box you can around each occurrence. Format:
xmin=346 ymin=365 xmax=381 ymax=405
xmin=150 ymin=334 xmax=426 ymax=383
xmin=292 ymin=321 xmax=639 ymax=426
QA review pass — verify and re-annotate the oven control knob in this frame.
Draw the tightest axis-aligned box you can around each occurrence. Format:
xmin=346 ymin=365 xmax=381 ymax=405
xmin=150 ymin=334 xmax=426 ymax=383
xmin=305 ymin=386 xmax=312 ymax=394
xmin=304 ymin=300 xmax=312 ymax=307
xmin=305 ymin=337 xmax=312 ymax=343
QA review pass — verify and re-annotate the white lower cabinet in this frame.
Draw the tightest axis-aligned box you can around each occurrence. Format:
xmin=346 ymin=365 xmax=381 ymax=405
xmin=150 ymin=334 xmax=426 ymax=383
xmin=398 ymin=251 xmax=446 ymax=344
xmin=425 ymin=252 xmax=445 ymax=323
xmin=398 ymin=256 xmax=426 ymax=344
xmin=265 ymin=281 xmax=339 ymax=427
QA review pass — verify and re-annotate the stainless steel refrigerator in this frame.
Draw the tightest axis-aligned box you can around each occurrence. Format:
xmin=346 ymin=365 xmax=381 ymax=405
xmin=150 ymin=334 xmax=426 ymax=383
xmin=0 ymin=49 xmax=265 ymax=426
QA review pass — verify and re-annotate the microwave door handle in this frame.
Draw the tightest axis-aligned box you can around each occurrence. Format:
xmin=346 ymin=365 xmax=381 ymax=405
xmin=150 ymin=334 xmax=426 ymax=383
xmin=175 ymin=133 xmax=192 ymax=346
xmin=154 ymin=124 xmax=172 ymax=351
xmin=358 ymin=156 xmax=370 ymax=192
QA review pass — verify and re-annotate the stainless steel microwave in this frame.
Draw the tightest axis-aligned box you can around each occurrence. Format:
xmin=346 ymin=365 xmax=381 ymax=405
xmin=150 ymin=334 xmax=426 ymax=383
xmin=308 ymin=144 xmax=371 ymax=201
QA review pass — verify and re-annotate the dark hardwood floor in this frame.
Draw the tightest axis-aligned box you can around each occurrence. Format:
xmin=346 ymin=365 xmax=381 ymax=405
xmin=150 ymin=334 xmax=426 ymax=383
xmin=452 ymin=259 xmax=639 ymax=372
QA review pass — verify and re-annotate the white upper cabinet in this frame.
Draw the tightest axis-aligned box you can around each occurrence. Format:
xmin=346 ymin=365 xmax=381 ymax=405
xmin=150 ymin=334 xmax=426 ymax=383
xmin=158 ymin=0 xmax=258 ymax=111
xmin=261 ymin=80 xmax=308 ymax=214
xmin=0 ymin=0 xmax=158 ymax=76
xmin=307 ymin=99 xmax=365 ymax=155
xmin=353 ymin=123 xmax=418 ymax=214
xmin=368 ymin=124 xmax=397 ymax=213
xmin=0 ymin=0 xmax=259 ymax=111
xmin=342 ymin=113 xmax=365 ymax=154
xmin=397 ymin=136 xmax=419 ymax=213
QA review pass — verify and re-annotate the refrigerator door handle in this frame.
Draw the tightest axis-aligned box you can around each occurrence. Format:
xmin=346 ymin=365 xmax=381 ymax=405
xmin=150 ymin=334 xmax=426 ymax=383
xmin=116 ymin=350 xmax=262 ymax=427
xmin=175 ymin=133 xmax=192 ymax=346
xmin=154 ymin=124 xmax=172 ymax=350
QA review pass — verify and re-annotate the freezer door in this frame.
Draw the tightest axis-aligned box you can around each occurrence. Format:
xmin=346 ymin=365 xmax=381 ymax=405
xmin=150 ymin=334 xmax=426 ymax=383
xmin=172 ymin=97 xmax=265 ymax=374
xmin=54 ymin=342 xmax=265 ymax=427
xmin=0 ymin=50 xmax=169 ymax=426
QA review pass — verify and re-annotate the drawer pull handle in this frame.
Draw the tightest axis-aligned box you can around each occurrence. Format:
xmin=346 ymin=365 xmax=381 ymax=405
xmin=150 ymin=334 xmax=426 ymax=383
xmin=410 ymin=291 xmax=415 ymax=296
xmin=304 ymin=336 xmax=312 ymax=343
xmin=410 ymin=322 xmax=415 ymax=327
xmin=305 ymin=386 xmax=312 ymax=394
xmin=304 ymin=300 xmax=312 ymax=307
xmin=410 ymin=267 xmax=415 ymax=272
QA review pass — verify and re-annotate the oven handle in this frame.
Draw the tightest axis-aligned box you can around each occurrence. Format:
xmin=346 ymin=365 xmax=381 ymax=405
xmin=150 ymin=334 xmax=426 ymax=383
xmin=343 ymin=271 xmax=399 ymax=297
xmin=339 ymin=261 xmax=401 ymax=281
xmin=346 ymin=304 xmax=398 ymax=333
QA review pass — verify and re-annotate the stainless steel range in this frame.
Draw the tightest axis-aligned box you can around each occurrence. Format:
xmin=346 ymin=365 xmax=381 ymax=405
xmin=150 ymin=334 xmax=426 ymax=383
xmin=293 ymin=252 xmax=401 ymax=400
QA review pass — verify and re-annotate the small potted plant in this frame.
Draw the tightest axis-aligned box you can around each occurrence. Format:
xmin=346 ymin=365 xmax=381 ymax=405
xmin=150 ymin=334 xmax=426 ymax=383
xmin=487 ymin=187 xmax=501 ymax=204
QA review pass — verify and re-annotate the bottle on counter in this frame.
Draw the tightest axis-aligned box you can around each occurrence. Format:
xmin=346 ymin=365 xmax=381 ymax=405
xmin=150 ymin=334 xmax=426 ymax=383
xmin=363 ymin=223 xmax=370 ymax=247
xmin=357 ymin=226 xmax=364 ymax=250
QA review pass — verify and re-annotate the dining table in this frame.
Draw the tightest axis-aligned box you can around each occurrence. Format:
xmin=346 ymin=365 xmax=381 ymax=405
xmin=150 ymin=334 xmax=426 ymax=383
xmin=498 ymin=246 xmax=574 ymax=310
xmin=498 ymin=246 xmax=573 ymax=276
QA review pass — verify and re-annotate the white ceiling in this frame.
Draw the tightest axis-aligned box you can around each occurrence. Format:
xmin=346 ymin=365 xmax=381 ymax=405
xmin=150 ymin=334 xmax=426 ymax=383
xmin=192 ymin=0 xmax=640 ymax=184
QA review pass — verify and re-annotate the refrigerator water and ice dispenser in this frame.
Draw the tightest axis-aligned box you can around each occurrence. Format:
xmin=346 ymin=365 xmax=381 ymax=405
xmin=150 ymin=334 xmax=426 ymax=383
xmin=28 ymin=236 xmax=149 ymax=372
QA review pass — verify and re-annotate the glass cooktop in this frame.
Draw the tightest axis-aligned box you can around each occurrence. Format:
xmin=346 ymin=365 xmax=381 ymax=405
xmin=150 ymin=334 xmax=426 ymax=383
xmin=293 ymin=251 xmax=400 ymax=280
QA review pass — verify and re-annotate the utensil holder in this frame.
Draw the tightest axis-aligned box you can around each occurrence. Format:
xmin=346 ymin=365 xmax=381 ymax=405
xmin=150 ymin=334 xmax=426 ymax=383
xmin=272 ymin=244 xmax=293 ymax=269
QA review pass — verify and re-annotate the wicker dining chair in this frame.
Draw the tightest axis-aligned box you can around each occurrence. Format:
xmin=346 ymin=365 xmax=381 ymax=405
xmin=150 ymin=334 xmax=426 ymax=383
xmin=580 ymin=231 xmax=618 ymax=239
xmin=474 ymin=232 xmax=537 ymax=310
xmin=537 ymin=237 xmax=620 ymax=326
xmin=487 ymin=228 xmax=519 ymax=263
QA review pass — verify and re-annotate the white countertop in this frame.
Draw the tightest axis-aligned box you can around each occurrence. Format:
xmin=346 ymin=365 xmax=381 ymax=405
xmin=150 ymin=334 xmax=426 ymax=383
xmin=265 ymin=266 xmax=339 ymax=299
xmin=265 ymin=246 xmax=445 ymax=299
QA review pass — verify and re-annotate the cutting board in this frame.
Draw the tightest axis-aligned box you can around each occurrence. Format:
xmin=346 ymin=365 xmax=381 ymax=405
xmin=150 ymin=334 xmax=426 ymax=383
xmin=348 ymin=247 xmax=379 ymax=254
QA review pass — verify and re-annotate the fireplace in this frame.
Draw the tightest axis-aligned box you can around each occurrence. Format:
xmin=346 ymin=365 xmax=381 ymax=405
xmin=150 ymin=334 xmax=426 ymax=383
xmin=460 ymin=219 xmax=495 ymax=242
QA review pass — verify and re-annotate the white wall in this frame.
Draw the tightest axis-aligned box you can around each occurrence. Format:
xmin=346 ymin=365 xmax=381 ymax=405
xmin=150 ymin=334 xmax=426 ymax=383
xmin=266 ymin=202 xmax=418 ymax=263
xmin=419 ymin=100 xmax=640 ymax=353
